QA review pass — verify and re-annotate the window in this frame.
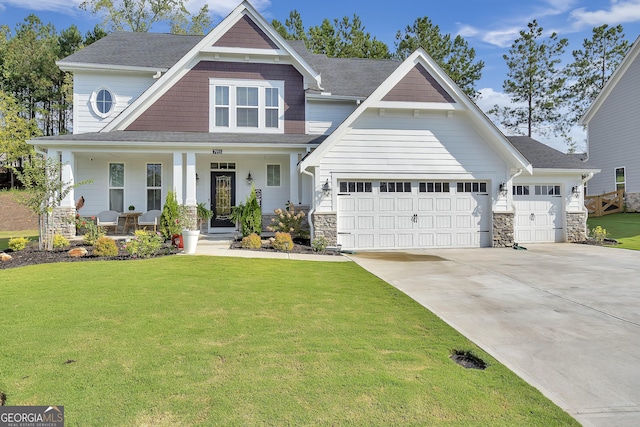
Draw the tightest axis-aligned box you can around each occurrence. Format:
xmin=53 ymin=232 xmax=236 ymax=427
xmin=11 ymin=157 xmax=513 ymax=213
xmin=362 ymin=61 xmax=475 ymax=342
xmin=339 ymin=181 xmax=372 ymax=193
xmin=147 ymin=163 xmax=162 ymax=211
xmin=92 ymin=88 xmax=115 ymax=117
xmin=534 ymin=185 xmax=561 ymax=196
xmin=211 ymin=162 xmax=236 ymax=170
xmin=210 ymin=79 xmax=284 ymax=133
xmin=616 ymin=167 xmax=626 ymax=191
xmin=380 ymin=182 xmax=412 ymax=193
xmin=513 ymin=185 xmax=529 ymax=196
xmin=457 ymin=182 xmax=487 ymax=193
xmin=109 ymin=163 xmax=124 ymax=212
xmin=419 ymin=182 xmax=450 ymax=193
xmin=267 ymin=164 xmax=281 ymax=187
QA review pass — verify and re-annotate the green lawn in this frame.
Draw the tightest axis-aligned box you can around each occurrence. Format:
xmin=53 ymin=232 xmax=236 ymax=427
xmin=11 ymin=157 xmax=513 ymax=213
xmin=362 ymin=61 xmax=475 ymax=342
xmin=0 ymin=230 xmax=39 ymax=251
xmin=587 ymin=212 xmax=640 ymax=250
xmin=0 ymin=257 xmax=577 ymax=426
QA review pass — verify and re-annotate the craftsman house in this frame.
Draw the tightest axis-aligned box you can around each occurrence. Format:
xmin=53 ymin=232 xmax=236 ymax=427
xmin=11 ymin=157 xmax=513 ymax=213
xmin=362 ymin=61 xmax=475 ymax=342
xmin=31 ymin=0 xmax=598 ymax=250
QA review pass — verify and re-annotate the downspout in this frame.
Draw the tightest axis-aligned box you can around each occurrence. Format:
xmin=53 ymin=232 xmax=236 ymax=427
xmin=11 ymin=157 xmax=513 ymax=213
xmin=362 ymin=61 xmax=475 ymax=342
xmin=581 ymin=172 xmax=595 ymax=237
xmin=508 ymin=168 xmax=524 ymax=209
xmin=301 ymin=167 xmax=315 ymax=238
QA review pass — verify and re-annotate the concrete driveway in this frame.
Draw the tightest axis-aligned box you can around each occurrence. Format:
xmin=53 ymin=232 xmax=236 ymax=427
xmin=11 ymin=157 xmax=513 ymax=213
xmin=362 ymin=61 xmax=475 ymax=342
xmin=348 ymin=243 xmax=640 ymax=427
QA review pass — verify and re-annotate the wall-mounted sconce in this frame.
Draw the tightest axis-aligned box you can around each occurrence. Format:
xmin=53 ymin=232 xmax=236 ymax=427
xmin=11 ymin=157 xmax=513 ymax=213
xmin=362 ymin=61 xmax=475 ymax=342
xmin=499 ymin=182 xmax=508 ymax=196
xmin=572 ymin=185 xmax=581 ymax=198
xmin=246 ymin=172 xmax=253 ymax=185
xmin=196 ymin=173 xmax=200 ymax=183
xmin=322 ymin=179 xmax=331 ymax=196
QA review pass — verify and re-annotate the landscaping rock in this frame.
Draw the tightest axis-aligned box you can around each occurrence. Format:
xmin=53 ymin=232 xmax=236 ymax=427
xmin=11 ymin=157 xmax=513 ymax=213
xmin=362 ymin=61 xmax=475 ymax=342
xmin=1 ymin=252 xmax=12 ymax=262
xmin=68 ymin=247 xmax=88 ymax=258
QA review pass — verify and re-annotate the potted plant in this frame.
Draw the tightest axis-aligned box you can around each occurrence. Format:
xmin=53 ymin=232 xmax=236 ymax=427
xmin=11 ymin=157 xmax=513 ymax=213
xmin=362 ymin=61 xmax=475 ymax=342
xmin=177 ymin=205 xmax=199 ymax=254
xmin=196 ymin=202 xmax=213 ymax=230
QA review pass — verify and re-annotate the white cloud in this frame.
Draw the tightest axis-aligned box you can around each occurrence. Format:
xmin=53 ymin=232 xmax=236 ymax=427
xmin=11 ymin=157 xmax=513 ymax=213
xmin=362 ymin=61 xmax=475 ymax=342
xmin=0 ymin=0 xmax=82 ymax=13
xmin=569 ymin=0 xmax=640 ymax=28
xmin=188 ymin=0 xmax=271 ymax=18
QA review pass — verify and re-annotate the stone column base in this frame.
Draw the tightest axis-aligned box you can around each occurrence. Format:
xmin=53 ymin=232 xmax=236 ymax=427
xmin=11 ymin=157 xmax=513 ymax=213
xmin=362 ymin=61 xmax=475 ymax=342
xmin=52 ymin=207 xmax=77 ymax=239
xmin=493 ymin=212 xmax=514 ymax=248
xmin=566 ymin=211 xmax=587 ymax=242
xmin=312 ymin=212 xmax=337 ymax=246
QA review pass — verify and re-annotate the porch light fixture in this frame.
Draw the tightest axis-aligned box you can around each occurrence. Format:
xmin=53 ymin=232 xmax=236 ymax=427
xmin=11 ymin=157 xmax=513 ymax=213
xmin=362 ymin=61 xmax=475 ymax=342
xmin=572 ymin=185 xmax=580 ymax=197
xmin=322 ymin=179 xmax=331 ymax=196
xmin=196 ymin=173 xmax=200 ymax=183
xmin=499 ymin=182 xmax=508 ymax=196
xmin=246 ymin=172 xmax=253 ymax=185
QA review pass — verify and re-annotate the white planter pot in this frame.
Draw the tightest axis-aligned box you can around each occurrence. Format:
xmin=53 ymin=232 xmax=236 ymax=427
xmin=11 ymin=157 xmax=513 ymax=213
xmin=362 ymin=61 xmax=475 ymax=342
xmin=182 ymin=229 xmax=200 ymax=254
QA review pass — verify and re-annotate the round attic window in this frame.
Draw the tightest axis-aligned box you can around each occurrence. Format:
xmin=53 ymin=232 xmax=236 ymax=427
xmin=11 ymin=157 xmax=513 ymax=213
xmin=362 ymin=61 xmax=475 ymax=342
xmin=92 ymin=88 xmax=115 ymax=117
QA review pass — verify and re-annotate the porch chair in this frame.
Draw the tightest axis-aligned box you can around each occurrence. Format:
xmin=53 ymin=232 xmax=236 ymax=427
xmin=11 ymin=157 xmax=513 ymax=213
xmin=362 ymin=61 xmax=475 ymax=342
xmin=96 ymin=210 xmax=120 ymax=234
xmin=137 ymin=210 xmax=162 ymax=232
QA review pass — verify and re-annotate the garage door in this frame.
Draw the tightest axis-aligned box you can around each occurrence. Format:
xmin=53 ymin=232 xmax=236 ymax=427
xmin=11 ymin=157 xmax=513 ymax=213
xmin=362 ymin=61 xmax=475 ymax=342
xmin=513 ymin=184 xmax=563 ymax=243
xmin=337 ymin=181 xmax=491 ymax=250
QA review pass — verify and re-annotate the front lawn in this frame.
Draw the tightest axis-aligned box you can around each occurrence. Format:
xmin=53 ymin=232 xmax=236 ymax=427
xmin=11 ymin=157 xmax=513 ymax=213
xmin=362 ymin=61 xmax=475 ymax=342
xmin=0 ymin=230 xmax=39 ymax=251
xmin=0 ymin=257 xmax=577 ymax=426
xmin=587 ymin=212 xmax=640 ymax=250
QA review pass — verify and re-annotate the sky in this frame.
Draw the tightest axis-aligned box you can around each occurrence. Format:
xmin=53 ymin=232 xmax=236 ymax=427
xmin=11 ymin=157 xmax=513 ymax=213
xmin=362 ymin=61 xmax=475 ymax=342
xmin=1 ymin=0 xmax=640 ymax=151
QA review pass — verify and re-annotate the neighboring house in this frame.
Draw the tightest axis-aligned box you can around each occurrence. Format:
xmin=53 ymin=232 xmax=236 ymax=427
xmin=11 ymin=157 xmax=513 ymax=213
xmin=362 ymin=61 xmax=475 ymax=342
xmin=31 ymin=0 xmax=598 ymax=249
xmin=581 ymin=35 xmax=640 ymax=210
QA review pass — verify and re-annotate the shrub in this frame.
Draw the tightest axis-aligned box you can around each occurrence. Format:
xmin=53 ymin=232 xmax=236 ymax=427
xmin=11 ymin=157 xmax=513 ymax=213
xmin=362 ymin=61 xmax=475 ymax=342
xmin=230 ymin=187 xmax=262 ymax=237
xmin=8 ymin=237 xmax=30 ymax=251
xmin=160 ymin=190 xmax=182 ymax=240
xmin=267 ymin=202 xmax=306 ymax=238
xmin=241 ymin=233 xmax=262 ymax=249
xmin=93 ymin=237 xmax=119 ymax=257
xmin=271 ymin=232 xmax=294 ymax=251
xmin=52 ymin=234 xmax=70 ymax=250
xmin=311 ymin=236 xmax=329 ymax=252
xmin=83 ymin=219 xmax=106 ymax=245
xmin=125 ymin=229 xmax=164 ymax=258
xmin=591 ymin=225 xmax=607 ymax=243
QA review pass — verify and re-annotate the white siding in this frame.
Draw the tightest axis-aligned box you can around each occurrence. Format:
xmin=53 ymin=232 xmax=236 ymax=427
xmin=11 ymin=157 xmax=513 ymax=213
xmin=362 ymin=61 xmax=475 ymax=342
xmin=73 ymin=72 xmax=155 ymax=134
xmin=307 ymin=100 xmax=357 ymax=135
xmin=588 ymin=54 xmax=640 ymax=195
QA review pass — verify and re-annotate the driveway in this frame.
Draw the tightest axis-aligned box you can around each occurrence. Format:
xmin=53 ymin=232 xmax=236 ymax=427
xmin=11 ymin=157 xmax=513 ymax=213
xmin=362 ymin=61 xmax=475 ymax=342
xmin=348 ymin=243 xmax=640 ymax=427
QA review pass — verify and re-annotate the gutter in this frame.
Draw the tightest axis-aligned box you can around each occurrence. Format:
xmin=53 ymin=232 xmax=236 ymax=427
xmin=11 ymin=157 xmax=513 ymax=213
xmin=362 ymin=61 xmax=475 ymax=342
xmin=300 ymin=167 xmax=315 ymax=239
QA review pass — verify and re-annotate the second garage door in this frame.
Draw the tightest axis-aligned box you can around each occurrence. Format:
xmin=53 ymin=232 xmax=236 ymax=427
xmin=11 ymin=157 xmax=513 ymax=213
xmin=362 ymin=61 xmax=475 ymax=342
xmin=337 ymin=180 xmax=491 ymax=250
xmin=513 ymin=184 xmax=563 ymax=243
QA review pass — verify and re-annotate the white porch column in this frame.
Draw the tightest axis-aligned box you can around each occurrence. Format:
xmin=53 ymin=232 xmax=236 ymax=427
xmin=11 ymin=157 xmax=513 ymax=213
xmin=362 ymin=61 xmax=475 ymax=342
xmin=60 ymin=150 xmax=75 ymax=208
xmin=173 ymin=152 xmax=184 ymax=203
xmin=185 ymin=151 xmax=197 ymax=206
xmin=290 ymin=152 xmax=299 ymax=204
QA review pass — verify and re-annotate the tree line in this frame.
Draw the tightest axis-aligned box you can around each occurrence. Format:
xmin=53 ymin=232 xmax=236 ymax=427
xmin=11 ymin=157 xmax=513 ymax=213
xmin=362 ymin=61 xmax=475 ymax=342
xmin=0 ymin=0 xmax=633 ymax=183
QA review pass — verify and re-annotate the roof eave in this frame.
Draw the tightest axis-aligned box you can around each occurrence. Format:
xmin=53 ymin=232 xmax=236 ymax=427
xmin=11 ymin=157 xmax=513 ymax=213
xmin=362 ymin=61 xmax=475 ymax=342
xmin=56 ymin=61 xmax=168 ymax=74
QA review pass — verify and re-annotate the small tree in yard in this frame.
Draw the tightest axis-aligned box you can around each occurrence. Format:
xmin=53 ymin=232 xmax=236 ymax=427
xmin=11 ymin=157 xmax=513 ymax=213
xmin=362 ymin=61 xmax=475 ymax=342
xmin=13 ymin=156 xmax=90 ymax=251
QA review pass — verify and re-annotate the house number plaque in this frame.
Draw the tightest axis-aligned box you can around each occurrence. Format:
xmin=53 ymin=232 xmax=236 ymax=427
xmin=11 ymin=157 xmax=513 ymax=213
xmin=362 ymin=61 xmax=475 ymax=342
xmin=212 ymin=149 xmax=223 ymax=155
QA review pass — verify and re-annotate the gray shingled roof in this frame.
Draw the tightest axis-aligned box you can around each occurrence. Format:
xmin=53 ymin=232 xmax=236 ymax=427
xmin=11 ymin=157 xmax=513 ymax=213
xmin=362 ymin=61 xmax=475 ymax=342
xmin=34 ymin=131 xmax=327 ymax=145
xmin=59 ymin=32 xmax=203 ymax=69
xmin=288 ymin=40 xmax=401 ymax=98
xmin=507 ymin=136 xmax=597 ymax=170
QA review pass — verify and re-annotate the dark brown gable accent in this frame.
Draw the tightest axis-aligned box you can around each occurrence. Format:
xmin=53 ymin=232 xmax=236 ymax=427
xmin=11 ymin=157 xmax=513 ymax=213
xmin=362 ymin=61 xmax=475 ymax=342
xmin=383 ymin=63 xmax=455 ymax=103
xmin=213 ymin=15 xmax=279 ymax=49
xmin=126 ymin=61 xmax=305 ymax=134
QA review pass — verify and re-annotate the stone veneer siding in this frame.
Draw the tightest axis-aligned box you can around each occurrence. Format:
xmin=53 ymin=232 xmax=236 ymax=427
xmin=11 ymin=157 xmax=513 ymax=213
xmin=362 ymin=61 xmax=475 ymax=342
xmin=312 ymin=212 xmax=337 ymax=246
xmin=566 ymin=211 xmax=587 ymax=242
xmin=493 ymin=212 xmax=514 ymax=248
xmin=624 ymin=192 xmax=640 ymax=212
xmin=51 ymin=207 xmax=76 ymax=239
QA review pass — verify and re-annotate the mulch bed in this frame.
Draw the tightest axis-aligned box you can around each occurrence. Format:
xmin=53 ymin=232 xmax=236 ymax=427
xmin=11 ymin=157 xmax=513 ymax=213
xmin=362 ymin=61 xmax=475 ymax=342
xmin=229 ymin=237 xmax=342 ymax=256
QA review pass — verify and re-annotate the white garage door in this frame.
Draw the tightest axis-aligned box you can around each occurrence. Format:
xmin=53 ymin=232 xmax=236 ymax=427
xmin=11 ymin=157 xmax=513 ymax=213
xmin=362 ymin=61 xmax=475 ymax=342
xmin=337 ymin=181 xmax=491 ymax=250
xmin=513 ymin=184 xmax=563 ymax=243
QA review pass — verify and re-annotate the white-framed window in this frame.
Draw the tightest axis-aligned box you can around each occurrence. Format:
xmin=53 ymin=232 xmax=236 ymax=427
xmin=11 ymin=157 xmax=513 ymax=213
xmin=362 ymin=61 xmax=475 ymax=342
xmin=209 ymin=79 xmax=284 ymax=133
xmin=513 ymin=185 xmax=529 ymax=196
xmin=109 ymin=163 xmax=125 ymax=212
xmin=380 ymin=182 xmax=412 ymax=193
xmin=91 ymin=87 xmax=116 ymax=118
xmin=266 ymin=164 xmax=281 ymax=187
xmin=419 ymin=182 xmax=450 ymax=193
xmin=615 ymin=167 xmax=626 ymax=191
xmin=457 ymin=182 xmax=487 ymax=193
xmin=339 ymin=181 xmax=372 ymax=193
xmin=146 ymin=163 xmax=162 ymax=211
xmin=534 ymin=185 xmax=561 ymax=196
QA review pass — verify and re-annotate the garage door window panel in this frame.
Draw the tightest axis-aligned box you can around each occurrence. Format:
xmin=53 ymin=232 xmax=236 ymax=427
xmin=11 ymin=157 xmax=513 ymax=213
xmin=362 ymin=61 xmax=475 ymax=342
xmin=420 ymin=182 xmax=450 ymax=193
xmin=339 ymin=181 xmax=372 ymax=193
xmin=513 ymin=185 xmax=530 ymax=196
xmin=457 ymin=182 xmax=487 ymax=193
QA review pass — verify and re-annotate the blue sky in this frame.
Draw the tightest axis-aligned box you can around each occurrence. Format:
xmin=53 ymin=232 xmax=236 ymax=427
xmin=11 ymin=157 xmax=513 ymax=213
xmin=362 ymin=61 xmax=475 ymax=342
xmin=1 ymin=0 xmax=640 ymax=150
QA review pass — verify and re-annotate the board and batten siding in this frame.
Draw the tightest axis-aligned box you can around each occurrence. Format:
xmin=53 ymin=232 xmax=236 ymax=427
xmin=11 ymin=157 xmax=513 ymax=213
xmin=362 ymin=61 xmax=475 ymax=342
xmin=307 ymin=100 xmax=357 ymax=135
xmin=315 ymin=109 xmax=508 ymax=211
xmin=73 ymin=72 xmax=155 ymax=134
xmin=587 ymin=54 xmax=640 ymax=195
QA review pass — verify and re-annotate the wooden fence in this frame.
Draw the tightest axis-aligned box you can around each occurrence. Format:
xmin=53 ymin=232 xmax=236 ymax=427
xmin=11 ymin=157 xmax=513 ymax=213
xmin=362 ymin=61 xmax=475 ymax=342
xmin=585 ymin=189 xmax=624 ymax=217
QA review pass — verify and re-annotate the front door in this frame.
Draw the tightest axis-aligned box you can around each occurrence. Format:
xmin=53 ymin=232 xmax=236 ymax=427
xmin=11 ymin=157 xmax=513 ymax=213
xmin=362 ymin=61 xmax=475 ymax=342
xmin=210 ymin=172 xmax=236 ymax=228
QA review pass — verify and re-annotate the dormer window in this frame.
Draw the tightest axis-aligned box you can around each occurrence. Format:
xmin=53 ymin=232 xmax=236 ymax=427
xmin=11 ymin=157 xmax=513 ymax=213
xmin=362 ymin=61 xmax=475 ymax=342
xmin=209 ymin=79 xmax=284 ymax=133
xmin=92 ymin=88 xmax=116 ymax=118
